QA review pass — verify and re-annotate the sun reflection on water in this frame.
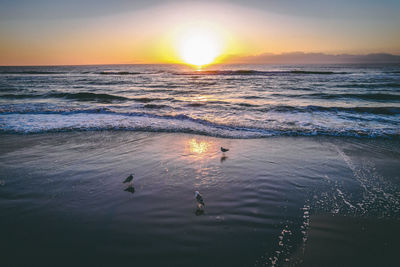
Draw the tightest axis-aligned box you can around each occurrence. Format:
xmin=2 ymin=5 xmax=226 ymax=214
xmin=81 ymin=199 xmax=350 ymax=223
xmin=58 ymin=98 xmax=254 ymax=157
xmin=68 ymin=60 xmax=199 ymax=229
xmin=182 ymin=138 xmax=219 ymax=162
xmin=188 ymin=138 xmax=210 ymax=154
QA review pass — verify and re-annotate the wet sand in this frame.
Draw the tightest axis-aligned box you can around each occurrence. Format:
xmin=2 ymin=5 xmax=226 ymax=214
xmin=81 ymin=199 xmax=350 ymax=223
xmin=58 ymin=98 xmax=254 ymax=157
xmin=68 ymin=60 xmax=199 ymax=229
xmin=289 ymin=215 xmax=400 ymax=267
xmin=0 ymin=132 xmax=399 ymax=266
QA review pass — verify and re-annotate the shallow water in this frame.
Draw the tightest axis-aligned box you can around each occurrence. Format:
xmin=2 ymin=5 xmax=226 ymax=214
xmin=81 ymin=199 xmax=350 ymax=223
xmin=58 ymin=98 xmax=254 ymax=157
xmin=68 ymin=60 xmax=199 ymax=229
xmin=0 ymin=132 xmax=399 ymax=266
xmin=0 ymin=64 xmax=399 ymax=137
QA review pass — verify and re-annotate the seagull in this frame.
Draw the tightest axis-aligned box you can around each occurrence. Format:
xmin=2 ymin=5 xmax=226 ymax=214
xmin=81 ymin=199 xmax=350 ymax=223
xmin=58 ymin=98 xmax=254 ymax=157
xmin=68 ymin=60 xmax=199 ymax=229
xmin=195 ymin=191 xmax=205 ymax=207
xmin=221 ymin=147 xmax=229 ymax=153
xmin=123 ymin=174 xmax=134 ymax=183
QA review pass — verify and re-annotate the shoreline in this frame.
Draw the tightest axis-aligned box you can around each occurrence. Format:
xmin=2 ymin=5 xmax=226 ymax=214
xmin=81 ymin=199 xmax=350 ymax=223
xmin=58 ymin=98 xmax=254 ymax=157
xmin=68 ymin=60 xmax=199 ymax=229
xmin=1 ymin=131 xmax=399 ymax=266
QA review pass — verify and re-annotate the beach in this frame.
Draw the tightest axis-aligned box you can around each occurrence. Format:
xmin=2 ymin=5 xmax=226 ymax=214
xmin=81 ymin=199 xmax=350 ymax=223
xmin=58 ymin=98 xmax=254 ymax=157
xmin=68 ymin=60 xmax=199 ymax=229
xmin=2 ymin=0 xmax=400 ymax=265
xmin=1 ymin=63 xmax=399 ymax=266
xmin=1 ymin=132 xmax=399 ymax=266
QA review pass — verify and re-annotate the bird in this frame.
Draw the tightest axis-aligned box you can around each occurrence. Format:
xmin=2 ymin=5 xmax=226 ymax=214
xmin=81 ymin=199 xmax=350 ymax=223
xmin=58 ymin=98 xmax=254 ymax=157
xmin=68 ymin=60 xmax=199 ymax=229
xmin=195 ymin=191 xmax=205 ymax=207
xmin=123 ymin=174 xmax=134 ymax=183
xmin=221 ymin=147 xmax=229 ymax=153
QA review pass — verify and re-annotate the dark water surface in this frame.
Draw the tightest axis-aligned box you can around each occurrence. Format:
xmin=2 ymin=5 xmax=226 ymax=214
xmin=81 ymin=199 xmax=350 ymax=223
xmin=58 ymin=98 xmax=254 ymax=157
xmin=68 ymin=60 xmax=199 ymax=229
xmin=0 ymin=132 xmax=399 ymax=266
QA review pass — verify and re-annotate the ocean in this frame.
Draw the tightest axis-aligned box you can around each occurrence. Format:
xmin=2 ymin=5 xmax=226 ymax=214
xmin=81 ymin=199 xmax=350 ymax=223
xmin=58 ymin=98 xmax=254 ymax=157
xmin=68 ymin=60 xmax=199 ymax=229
xmin=1 ymin=64 xmax=399 ymax=138
xmin=0 ymin=64 xmax=399 ymax=267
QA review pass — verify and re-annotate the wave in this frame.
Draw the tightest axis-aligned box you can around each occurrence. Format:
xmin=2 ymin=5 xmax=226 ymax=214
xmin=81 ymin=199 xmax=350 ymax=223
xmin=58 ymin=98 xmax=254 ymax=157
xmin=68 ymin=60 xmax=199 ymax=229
xmin=97 ymin=71 xmax=142 ymax=75
xmin=237 ymin=103 xmax=257 ymax=107
xmin=51 ymin=92 xmax=129 ymax=102
xmin=243 ymin=95 xmax=264 ymax=99
xmin=290 ymin=70 xmax=347 ymax=74
xmin=0 ymin=71 xmax=66 ymax=75
xmin=186 ymin=103 xmax=206 ymax=107
xmin=1 ymin=103 xmax=399 ymax=116
xmin=86 ymin=80 xmax=133 ymax=86
xmin=225 ymin=102 xmax=400 ymax=115
xmin=0 ymin=94 xmax=42 ymax=99
xmin=131 ymin=97 xmax=172 ymax=103
xmin=0 ymin=92 xmax=129 ymax=102
xmin=0 ymin=112 xmax=398 ymax=138
xmin=336 ymin=83 xmax=400 ymax=89
xmin=323 ymin=93 xmax=400 ymax=101
xmin=0 ymin=92 xmax=174 ymax=104
xmin=175 ymin=70 xmax=347 ymax=76
xmin=143 ymin=104 xmax=171 ymax=109
xmin=271 ymin=93 xmax=400 ymax=101
xmin=0 ymin=70 xmax=161 ymax=76
xmin=256 ymin=105 xmax=400 ymax=115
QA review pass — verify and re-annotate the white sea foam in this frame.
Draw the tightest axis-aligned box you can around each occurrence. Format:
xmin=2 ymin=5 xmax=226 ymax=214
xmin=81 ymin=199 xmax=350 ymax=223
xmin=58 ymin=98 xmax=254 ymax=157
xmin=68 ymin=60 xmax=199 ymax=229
xmin=0 ymin=112 xmax=399 ymax=138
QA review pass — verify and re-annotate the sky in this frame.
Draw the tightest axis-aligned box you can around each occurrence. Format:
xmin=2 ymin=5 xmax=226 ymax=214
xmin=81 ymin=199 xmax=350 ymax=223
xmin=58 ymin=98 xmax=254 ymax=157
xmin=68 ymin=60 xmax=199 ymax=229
xmin=1 ymin=0 xmax=399 ymax=65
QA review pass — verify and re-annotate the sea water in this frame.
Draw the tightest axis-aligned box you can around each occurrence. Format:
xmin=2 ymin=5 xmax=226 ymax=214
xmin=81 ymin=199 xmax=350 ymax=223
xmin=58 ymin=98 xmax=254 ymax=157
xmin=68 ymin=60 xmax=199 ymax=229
xmin=1 ymin=64 xmax=399 ymax=138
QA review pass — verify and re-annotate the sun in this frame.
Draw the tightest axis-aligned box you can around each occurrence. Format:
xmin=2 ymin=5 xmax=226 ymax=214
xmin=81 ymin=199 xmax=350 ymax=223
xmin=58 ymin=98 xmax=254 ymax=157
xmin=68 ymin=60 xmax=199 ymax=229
xmin=177 ymin=27 xmax=222 ymax=67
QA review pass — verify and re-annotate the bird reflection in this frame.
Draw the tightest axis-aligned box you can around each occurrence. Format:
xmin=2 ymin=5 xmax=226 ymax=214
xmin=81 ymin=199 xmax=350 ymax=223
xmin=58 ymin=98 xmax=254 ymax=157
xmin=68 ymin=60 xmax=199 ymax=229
xmin=195 ymin=208 xmax=205 ymax=216
xmin=194 ymin=191 xmax=205 ymax=215
xmin=124 ymin=184 xmax=135 ymax=194
xmin=220 ymin=155 xmax=228 ymax=163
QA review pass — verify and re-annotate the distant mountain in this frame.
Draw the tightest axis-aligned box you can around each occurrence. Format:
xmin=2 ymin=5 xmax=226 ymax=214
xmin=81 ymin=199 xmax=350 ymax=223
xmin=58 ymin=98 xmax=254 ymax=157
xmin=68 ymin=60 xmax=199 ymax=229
xmin=225 ymin=52 xmax=400 ymax=64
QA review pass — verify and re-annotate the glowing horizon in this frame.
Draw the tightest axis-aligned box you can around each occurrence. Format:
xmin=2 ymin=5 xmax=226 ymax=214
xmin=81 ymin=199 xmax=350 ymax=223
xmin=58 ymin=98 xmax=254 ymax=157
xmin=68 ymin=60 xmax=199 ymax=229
xmin=0 ymin=1 xmax=399 ymax=66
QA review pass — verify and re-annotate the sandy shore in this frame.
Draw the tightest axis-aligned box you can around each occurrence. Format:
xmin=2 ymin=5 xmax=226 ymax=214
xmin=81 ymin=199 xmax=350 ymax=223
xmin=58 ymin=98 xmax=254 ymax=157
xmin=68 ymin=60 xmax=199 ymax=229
xmin=0 ymin=132 xmax=399 ymax=266
xmin=290 ymin=214 xmax=400 ymax=267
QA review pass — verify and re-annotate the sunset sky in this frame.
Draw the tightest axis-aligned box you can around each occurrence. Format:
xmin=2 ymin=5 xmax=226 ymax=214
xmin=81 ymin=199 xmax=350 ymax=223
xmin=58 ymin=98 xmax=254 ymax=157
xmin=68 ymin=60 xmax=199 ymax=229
xmin=1 ymin=0 xmax=399 ymax=65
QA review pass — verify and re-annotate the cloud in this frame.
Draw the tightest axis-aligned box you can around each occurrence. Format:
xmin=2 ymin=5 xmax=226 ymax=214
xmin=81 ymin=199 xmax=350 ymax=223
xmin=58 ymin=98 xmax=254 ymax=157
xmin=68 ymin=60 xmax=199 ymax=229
xmin=225 ymin=52 xmax=400 ymax=64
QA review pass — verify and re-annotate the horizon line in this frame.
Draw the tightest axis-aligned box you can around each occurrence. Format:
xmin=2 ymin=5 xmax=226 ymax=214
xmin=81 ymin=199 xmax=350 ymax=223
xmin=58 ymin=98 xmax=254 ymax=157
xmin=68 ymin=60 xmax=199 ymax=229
xmin=1 ymin=52 xmax=399 ymax=67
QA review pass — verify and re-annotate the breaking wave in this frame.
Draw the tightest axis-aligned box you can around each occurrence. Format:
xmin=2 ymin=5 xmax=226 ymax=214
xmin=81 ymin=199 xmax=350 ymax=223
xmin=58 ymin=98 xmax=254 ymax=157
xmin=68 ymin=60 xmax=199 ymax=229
xmin=175 ymin=70 xmax=348 ymax=76
xmin=0 ymin=111 xmax=398 ymax=138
